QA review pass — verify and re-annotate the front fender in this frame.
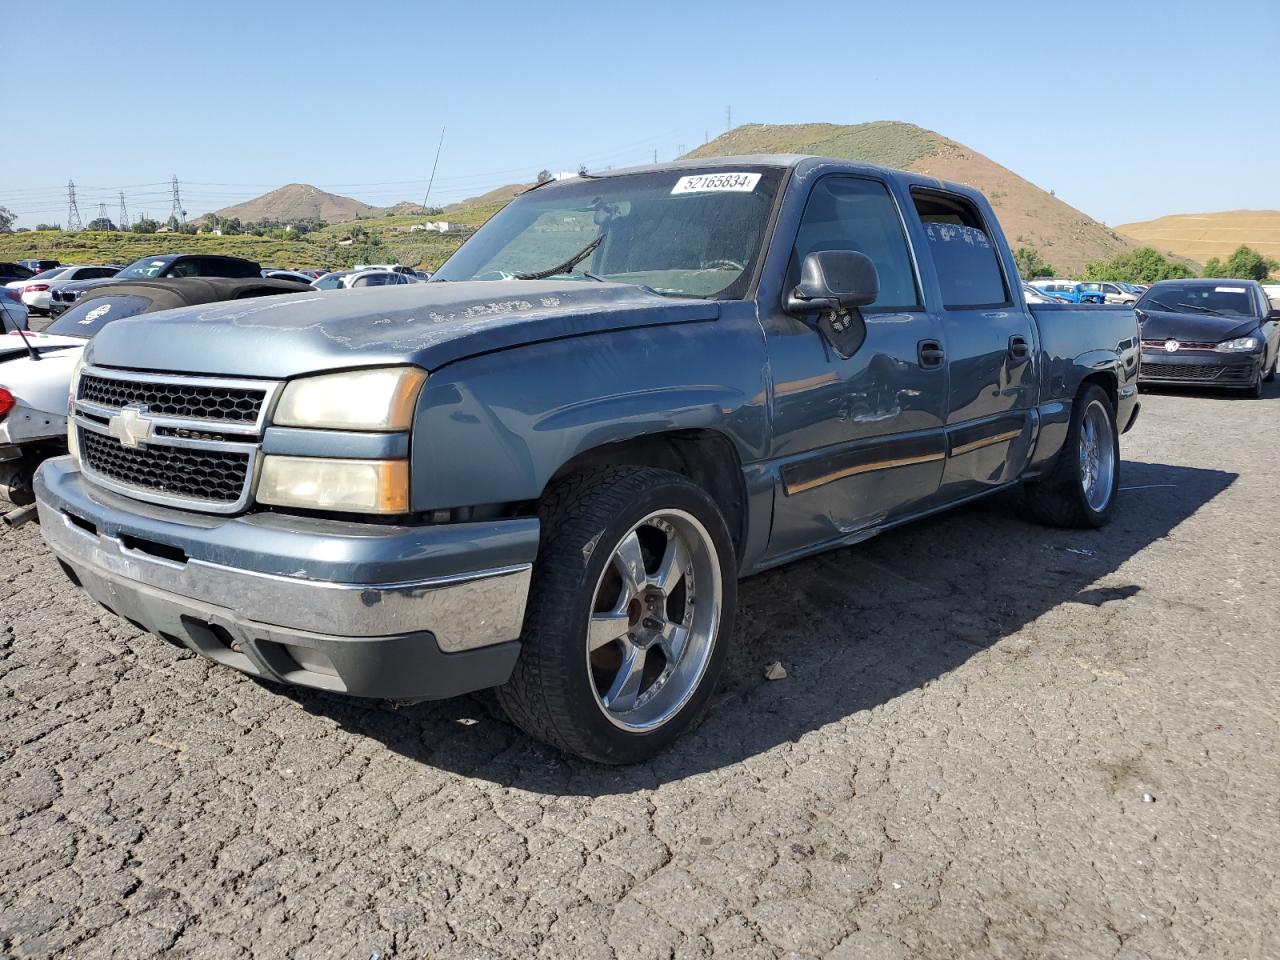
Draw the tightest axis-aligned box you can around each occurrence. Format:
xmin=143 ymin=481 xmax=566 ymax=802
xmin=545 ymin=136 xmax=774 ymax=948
xmin=410 ymin=311 xmax=768 ymax=512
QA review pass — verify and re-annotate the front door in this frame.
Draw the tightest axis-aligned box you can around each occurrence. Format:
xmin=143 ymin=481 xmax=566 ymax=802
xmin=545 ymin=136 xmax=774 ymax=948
xmin=910 ymin=189 xmax=1037 ymax=502
xmin=763 ymin=175 xmax=947 ymax=560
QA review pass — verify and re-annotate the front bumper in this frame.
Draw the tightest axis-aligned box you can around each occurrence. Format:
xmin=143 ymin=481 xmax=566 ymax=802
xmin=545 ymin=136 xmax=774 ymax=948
xmin=35 ymin=458 xmax=539 ymax=700
xmin=1138 ymin=352 xmax=1259 ymax=386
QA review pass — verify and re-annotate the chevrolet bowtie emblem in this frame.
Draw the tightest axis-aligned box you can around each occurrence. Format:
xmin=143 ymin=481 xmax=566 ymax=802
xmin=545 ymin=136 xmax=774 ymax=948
xmin=108 ymin=404 xmax=154 ymax=449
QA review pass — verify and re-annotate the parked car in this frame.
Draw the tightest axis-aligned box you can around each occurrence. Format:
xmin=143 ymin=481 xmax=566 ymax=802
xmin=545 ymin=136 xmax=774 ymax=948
xmin=48 ymin=254 xmax=263 ymax=316
xmin=1022 ymin=282 xmax=1066 ymax=304
xmin=7 ymin=266 xmax=70 ymax=291
xmin=310 ymin=271 xmax=352 ymax=290
xmin=263 ymin=270 xmax=316 ymax=285
xmin=0 ymin=263 xmax=36 ymax=286
xmin=18 ymin=265 xmax=121 ymax=314
xmin=0 ymin=288 xmax=29 ymax=332
xmin=1136 ymin=279 xmax=1280 ymax=397
xmin=1031 ymin=280 xmax=1106 ymax=304
xmin=0 ymin=277 xmax=310 ymax=506
xmin=346 ymin=269 xmax=419 ymax=288
xmin=1079 ymin=281 xmax=1142 ymax=305
xmin=35 ymin=156 xmax=1139 ymax=762
xmin=17 ymin=259 xmax=61 ymax=274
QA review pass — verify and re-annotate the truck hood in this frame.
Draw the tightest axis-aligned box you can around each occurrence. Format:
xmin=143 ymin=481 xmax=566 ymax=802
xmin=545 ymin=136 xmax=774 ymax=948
xmin=86 ymin=280 xmax=721 ymax=378
xmin=1138 ymin=309 xmax=1257 ymax=344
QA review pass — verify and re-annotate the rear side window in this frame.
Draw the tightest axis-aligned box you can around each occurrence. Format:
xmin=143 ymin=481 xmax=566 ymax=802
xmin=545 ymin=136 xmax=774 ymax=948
xmin=912 ymin=190 xmax=1010 ymax=308
xmin=790 ymin=177 xmax=921 ymax=309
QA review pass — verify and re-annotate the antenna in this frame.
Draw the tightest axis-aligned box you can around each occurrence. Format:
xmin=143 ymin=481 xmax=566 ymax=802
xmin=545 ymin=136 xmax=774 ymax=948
xmin=653 ymin=149 xmax=658 ymax=164
xmin=66 ymin=179 xmax=83 ymax=231
xmin=726 ymin=105 xmax=732 ymax=131
xmin=421 ymin=127 xmax=446 ymax=213
xmin=118 ymin=191 xmax=129 ymax=230
xmin=169 ymin=175 xmax=184 ymax=225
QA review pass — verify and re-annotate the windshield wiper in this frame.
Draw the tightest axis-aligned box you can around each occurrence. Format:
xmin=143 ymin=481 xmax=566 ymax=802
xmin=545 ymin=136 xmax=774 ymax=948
xmin=1176 ymin=302 xmax=1226 ymax=317
xmin=1144 ymin=298 xmax=1176 ymax=312
xmin=516 ymin=234 xmax=605 ymax=281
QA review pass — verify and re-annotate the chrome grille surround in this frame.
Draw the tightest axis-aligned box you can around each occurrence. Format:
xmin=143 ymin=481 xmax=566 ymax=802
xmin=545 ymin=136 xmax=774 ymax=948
xmin=72 ymin=366 xmax=282 ymax=514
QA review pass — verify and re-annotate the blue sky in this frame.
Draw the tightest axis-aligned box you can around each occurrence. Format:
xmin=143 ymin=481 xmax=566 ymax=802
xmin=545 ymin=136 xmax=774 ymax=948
xmin=3 ymin=0 xmax=1274 ymax=228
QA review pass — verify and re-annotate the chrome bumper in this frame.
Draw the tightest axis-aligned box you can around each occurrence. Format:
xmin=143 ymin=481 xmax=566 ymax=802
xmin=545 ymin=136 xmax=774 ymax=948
xmin=35 ymin=459 xmax=537 ymax=699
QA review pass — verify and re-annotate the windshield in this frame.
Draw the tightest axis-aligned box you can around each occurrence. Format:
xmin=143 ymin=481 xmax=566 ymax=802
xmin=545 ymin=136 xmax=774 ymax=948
xmin=312 ymin=273 xmax=347 ymax=290
xmin=434 ymin=168 xmax=786 ymax=299
xmin=116 ymin=257 xmax=174 ymax=279
xmin=1138 ymin=283 xmax=1256 ymax=318
xmin=46 ymin=294 xmax=154 ymax=338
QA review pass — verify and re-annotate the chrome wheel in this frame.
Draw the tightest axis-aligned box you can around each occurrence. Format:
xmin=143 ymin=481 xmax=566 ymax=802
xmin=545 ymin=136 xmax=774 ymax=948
xmin=587 ymin=509 xmax=722 ymax=732
xmin=1079 ymin=398 xmax=1115 ymax=511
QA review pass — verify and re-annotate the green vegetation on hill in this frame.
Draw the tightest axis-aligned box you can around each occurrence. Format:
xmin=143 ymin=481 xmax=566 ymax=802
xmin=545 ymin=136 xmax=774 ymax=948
xmin=1202 ymin=245 xmax=1278 ymax=281
xmin=1081 ymin=248 xmax=1195 ymax=283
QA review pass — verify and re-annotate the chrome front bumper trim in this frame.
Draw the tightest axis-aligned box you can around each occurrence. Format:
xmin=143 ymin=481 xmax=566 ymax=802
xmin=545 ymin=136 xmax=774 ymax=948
xmin=38 ymin=501 xmax=531 ymax=653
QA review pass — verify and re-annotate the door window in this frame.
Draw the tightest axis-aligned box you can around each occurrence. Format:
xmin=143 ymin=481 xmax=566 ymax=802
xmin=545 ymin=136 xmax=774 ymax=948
xmin=790 ymin=177 xmax=921 ymax=310
xmin=912 ymin=190 xmax=1010 ymax=309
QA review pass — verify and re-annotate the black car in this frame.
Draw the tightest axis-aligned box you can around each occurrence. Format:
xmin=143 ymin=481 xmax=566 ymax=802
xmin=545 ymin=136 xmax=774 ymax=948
xmin=1137 ymin=279 xmax=1280 ymax=397
xmin=17 ymin=259 xmax=61 ymax=274
xmin=48 ymin=254 xmax=263 ymax=316
xmin=0 ymin=262 xmax=36 ymax=285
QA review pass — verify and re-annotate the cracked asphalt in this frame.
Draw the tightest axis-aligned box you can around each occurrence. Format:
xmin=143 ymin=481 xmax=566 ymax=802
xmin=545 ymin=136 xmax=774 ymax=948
xmin=2 ymin=382 xmax=1278 ymax=959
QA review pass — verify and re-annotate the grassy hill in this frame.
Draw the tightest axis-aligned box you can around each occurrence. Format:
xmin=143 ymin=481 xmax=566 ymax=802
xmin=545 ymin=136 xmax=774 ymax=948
xmin=1115 ymin=210 xmax=1280 ymax=265
xmin=205 ymin=183 xmax=379 ymax=224
xmin=681 ymin=121 xmax=1168 ymax=274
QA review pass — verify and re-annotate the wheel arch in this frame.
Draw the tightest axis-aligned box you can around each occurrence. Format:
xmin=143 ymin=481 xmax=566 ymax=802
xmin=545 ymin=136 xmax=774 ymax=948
xmin=544 ymin=429 xmax=750 ymax=560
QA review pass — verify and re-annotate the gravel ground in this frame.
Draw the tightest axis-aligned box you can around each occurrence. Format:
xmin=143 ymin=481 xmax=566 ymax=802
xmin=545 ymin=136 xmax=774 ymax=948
xmin=2 ymin=383 xmax=1278 ymax=959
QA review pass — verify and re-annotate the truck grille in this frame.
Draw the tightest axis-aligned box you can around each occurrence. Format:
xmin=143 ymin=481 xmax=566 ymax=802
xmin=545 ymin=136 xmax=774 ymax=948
xmin=72 ymin=366 xmax=280 ymax=514
xmin=79 ymin=373 xmax=266 ymax=423
xmin=79 ymin=429 xmax=251 ymax=504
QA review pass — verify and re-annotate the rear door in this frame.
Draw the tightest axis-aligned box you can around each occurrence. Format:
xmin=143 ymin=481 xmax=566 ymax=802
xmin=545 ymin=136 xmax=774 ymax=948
xmin=763 ymin=175 xmax=947 ymax=558
xmin=909 ymin=188 xmax=1038 ymax=502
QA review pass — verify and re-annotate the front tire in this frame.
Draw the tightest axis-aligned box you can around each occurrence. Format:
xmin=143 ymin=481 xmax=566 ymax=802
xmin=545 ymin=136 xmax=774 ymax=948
xmin=497 ymin=467 xmax=737 ymax=764
xmin=1025 ymin=384 xmax=1119 ymax=529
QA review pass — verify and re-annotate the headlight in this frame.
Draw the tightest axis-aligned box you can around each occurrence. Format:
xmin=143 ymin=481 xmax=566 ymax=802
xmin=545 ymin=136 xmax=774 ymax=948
xmin=1216 ymin=337 xmax=1259 ymax=353
xmin=274 ymin=366 xmax=426 ymax=430
xmin=66 ymin=353 xmax=86 ymax=462
xmin=257 ymin=456 xmax=409 ymax=513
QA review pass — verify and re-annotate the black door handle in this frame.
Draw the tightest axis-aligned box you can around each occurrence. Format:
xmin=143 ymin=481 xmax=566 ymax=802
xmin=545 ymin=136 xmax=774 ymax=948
xmin=918 ymin=339 xmax=945 ymax=368
xmin=1009 ymin=335 xmax=1031 ymax=361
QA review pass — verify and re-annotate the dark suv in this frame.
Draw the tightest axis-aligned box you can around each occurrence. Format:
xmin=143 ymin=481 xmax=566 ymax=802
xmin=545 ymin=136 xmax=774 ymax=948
xmin=17 ymin=259 xmax=62 ymax=274
xmin=49 ymin=254 xmax=263 ymax=316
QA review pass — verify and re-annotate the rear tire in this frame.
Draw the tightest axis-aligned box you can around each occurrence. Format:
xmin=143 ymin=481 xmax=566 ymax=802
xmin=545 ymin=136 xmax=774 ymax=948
xmin=497 ymin=467 xmax=737 ymax=764
xmin=1025 ymin=384 xmax=1119 ymax=529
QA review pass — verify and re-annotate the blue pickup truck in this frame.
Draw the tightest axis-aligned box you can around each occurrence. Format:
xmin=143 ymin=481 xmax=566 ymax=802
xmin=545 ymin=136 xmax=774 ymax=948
xmin=34 ymin=156 xmax=1140 ymax=762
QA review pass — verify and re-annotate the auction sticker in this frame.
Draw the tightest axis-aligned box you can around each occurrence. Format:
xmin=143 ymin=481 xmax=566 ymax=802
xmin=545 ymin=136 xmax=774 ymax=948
xmin=671 ymin=172 xmax=761 ymax=194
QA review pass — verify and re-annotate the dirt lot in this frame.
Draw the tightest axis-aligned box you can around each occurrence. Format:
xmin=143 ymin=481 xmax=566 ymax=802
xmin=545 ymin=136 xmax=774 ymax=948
xmin=2 ymin=383 xmax=1277 ymax=960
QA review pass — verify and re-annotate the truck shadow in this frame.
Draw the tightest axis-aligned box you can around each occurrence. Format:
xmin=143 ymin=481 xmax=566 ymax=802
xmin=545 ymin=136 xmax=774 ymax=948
xmin=279 ymin=459 xmax=1234 ymax=792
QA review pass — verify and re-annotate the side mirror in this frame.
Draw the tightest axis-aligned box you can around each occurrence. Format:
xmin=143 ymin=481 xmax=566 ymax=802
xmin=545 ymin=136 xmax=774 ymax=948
xmin=785 ymin=250 xmax=879 ymax=358
xmin=786 ymin=250 xmax=879 ymax=314
xmin=1267 ymin=307 xmax=1280 ymax=322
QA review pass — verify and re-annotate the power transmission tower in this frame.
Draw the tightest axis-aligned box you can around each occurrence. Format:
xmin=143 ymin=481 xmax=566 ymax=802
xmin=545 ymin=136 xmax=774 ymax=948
xmin=169 ymin=175 xmax=184 ymax=225
xmin=66 ymin=180 xmax=83 ymax=231
xmin=97 ymin=203 xmax=110 ymax=228
xmin=118 ymin=192 xmax=130 ymax=230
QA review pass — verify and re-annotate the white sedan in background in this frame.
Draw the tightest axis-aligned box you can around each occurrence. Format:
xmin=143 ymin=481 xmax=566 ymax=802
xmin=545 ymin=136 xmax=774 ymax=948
xmin=8 ymin=265 xmax=120 ymax=314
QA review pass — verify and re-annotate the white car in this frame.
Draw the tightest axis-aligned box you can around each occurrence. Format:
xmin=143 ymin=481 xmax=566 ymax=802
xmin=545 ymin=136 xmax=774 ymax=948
xmin=1078 ymin=281 xmax=1140 ymax=305
xmin=10 ymin=265 xmax=120 ymax=314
